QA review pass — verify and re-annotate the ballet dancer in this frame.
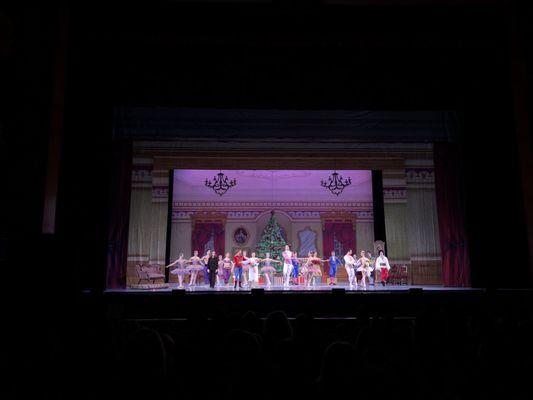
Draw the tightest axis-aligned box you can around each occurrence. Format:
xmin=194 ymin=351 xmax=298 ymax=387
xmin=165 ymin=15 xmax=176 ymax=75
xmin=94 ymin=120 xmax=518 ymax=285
xmin=247 ymin=252 xmax=261 ymax=288
xmin=304 ymin=251 xmax=323 ymax=288
xmin=327 ymin=250 xmax=342 ymax=286
xmin=291 ymin=252 xmax=300 ymax=285
xmin=366 ymin=251 xmax=375 ymax=285
xmin=300 ymin=252 xmax=310 ymax=287
xmin=186 ymin=250 xmax=204 ymax=287
xmin=165 ymin=253 xmax=190 ymax=288
xmin=356 ymin=250 xmax=372 ymax=288
xmin=282 ymin=245 xmax=293 ymax=287
xmin=300 ymin=252 xmax=314 ymax=288
xmin=233 ymin=250 xmax=244 ymax=289
xmin=259 ymin=252 xmax=280 ymax=287
xmin=375 ymin=249 xmax=391 ymax=286
xmin=241 ymin=250 xmax=250 ymax=287
xmin=201 ymin=250 xmax=211 ymax=285
xmin=222 ymin=253 xmax=233 ymax=286
xmin=343 ymin=250 xmax=357 ymax=289
xmin=216 ymin=254 xmax=225 ymax=287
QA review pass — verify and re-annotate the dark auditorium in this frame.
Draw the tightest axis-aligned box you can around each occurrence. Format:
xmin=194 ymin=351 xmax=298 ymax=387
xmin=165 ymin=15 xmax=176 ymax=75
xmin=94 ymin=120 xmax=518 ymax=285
xmin=2 ymin=1 xmax=533 ymax=399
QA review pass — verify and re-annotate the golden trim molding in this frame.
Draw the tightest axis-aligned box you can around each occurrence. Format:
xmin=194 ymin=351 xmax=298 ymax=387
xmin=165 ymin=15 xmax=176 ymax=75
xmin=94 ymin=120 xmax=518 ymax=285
xmin=320 ymin=211 xmax=357 ymax=230
xmin=190 ymin=211 xmax=227 ymax=228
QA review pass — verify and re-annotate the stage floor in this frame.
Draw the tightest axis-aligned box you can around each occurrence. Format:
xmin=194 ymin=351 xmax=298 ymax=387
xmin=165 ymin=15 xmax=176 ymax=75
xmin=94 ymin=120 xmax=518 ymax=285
xmin=106 ymin=282 xmax=475 ymax=294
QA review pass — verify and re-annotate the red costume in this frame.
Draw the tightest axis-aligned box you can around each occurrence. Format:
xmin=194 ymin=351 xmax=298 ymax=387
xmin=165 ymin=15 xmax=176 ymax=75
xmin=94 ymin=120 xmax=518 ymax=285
xmin=234 ymin=254 xmax=244 ymax=267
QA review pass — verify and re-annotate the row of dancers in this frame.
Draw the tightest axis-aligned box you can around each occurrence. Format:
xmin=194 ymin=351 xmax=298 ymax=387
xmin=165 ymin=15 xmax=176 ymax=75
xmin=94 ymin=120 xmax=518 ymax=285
xmin=280 ymin=245 xmax=391 ymax=289
xmin=165 ymin=245 xmax=391 ymax=290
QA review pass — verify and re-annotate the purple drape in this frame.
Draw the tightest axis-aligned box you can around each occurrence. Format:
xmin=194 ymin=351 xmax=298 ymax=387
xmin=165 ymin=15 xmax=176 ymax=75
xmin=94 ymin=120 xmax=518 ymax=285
xmin=191 ymin=222 xmax=225 ymax=256
xmin=106 ymin=140 xmax=132 ymax=289
xmin=323 ymin=222 xmax=356 ymax=275
xmin=434 ymin=142 xmax=471 ymax=287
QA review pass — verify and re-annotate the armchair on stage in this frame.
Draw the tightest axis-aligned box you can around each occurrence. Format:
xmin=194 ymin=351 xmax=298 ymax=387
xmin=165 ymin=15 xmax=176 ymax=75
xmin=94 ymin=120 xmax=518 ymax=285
xmin=388 ymin=265 xmax=409 ymax=285
xmin=135 ymin=264 xmax=166 ymax=284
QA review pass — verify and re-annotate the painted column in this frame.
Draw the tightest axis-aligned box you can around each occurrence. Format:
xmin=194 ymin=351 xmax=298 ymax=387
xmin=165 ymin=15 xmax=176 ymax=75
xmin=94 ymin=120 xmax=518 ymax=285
xmin=405 ymin=158 xmax=442 ymax=285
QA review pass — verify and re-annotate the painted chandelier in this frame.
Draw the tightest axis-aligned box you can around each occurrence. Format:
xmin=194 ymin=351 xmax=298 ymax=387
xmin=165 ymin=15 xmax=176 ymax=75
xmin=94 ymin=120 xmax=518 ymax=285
xmin=321 ymin=170 xmax=351 ymax=196
xmin=205 ymin=171 xmax=237 ymax=196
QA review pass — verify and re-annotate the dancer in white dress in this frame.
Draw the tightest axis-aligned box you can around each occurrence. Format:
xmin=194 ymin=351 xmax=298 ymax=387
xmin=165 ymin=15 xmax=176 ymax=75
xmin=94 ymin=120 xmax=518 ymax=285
xmin=356 ymin=250 xmax=372 ymax=288
xmin=247 ymin=252 xmax=261 ymax=288
xmin=260 ymin=252 xmax=281 ymax=287
xmin=282 ymin=245 xmax=293 ymax=287
xmin=343 ymin=249 xmax=358 ymax=289
xmin=165 ymin=253 xmax=190 ymax=288
xmin=239 ymin=250 xmax=251 ymax=287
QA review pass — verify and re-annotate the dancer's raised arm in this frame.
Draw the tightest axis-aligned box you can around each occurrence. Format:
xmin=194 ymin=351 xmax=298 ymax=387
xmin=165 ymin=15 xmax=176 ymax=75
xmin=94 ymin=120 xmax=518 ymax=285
xmin=165 ymin=259 xmax=179 ymax=269
xmin=166 ymin=253 xmax=189 ymax=268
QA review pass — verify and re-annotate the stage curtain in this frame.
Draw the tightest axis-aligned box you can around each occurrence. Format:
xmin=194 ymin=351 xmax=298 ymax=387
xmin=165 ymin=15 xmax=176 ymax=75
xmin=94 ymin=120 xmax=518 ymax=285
xmin=191 ymin=222 xmax=225 ymax=256
xmin=106 ymin=140 xmax=132 ymax=289
xmin=434 ymin=142 xmax=471 ymax=287
xmin=338 ymin=223 xmax=356 ymax=254
xmin=323 ymin=222 xmax=356 ymax=276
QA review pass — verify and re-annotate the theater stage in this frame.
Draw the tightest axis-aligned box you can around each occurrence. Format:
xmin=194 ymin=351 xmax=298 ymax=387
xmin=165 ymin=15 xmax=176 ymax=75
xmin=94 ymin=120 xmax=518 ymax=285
xmin=95 ymin=284 xmax=500 ymax=321
xmin=97 ymin=284 xmax=533 ymax=320
xmin=106 ymin=283 xmax=474 ymax=294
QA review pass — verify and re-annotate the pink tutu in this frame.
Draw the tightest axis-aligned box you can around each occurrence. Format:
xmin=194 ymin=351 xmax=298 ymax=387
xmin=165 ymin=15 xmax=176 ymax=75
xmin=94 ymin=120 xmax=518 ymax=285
xmin=307 ymin=265 xmax=321 ymax=274
xmin=170 ymin=268 xmax=189 ymax=275
xmin=186 ymin=265 xmax=204 ymax=272
xmin=261 ymin=266 xmax=276 ymax=273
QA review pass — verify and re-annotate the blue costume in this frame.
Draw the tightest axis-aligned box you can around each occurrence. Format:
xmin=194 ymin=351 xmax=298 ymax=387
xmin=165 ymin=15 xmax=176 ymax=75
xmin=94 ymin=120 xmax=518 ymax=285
xmin=328 ymin=256 xmax=341 ymax=278
xmin=291 ymin=258 xmax=300 ymax=280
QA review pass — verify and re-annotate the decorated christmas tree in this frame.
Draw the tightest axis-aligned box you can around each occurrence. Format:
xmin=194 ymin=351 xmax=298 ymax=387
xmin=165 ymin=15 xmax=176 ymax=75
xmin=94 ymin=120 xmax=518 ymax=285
xmin=255 ymin=211 xmax=287 ymax=272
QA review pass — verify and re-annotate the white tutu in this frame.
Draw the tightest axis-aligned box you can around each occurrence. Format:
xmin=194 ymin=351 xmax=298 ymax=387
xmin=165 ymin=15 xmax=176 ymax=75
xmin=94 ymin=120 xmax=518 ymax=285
xmin=261 ymin=266 xmax=276 ymax=273
xmin=249 ymin=267 xmax=259 ymax=281
xmin=356 ymin=266 xmax=372 ymax=276
xmin=186 ymin=265 xmax=204 ymax=272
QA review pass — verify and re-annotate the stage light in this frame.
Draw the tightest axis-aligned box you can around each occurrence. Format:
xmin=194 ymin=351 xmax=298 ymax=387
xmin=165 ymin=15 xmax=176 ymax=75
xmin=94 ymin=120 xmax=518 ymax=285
xmin=205 ymin=170 xmax=237 ymax=196
xmin=321 ymin=170 xmax=351 ymax=196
